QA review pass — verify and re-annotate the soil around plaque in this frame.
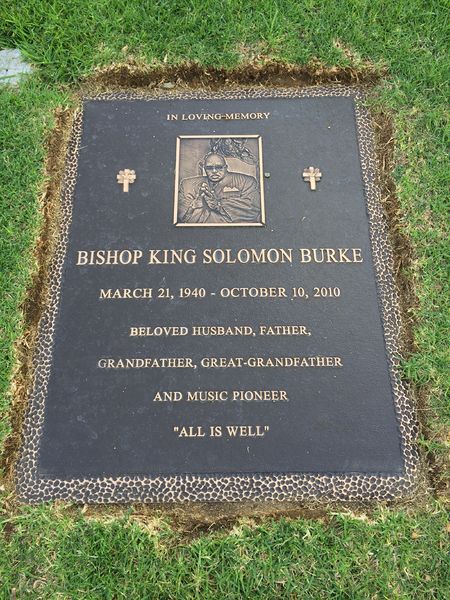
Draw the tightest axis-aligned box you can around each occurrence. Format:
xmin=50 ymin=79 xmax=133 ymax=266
xmin=1 ymin=65 xmax=432 ymax=513
xmin=2 ymin=105 xmax=78 ymax=490
xmin=83 ymin=59 xmax=384 ymax=92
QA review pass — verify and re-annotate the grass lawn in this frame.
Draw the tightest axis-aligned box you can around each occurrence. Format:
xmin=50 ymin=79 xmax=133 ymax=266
xmin=0 ymin=1 xmax=449 ymax=597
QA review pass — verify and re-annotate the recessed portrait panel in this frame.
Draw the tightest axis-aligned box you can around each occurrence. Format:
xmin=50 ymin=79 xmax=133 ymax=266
xmin=174 ymin=135 xmax=265 ymax=226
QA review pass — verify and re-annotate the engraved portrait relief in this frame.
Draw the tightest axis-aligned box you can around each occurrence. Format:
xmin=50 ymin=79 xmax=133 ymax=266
xmin=174 ymin=135 xmax=265 ymax=226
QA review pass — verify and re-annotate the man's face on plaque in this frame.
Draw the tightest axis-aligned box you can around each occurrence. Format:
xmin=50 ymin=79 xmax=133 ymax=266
xmin=204 ymin=154 xmax=227 ymax=183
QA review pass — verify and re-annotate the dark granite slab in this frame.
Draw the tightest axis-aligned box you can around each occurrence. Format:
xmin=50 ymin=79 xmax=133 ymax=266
xmin=17 ymin=87 xmax=418 ymax=503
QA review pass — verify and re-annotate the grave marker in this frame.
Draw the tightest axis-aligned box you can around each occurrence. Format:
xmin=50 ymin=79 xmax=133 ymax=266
xmin=17 ymin=88 xmax=418 ymax=503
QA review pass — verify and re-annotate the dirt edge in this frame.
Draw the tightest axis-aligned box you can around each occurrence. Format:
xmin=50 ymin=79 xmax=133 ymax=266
xmin=83 ymin=58 xmax=384 ymax=92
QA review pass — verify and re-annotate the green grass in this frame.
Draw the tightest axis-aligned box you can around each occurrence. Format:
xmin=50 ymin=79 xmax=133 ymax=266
xmin=0 ymin=1 xmax=449 ymax=598
xmin=1 ymin=505 xmax=448 ymax=598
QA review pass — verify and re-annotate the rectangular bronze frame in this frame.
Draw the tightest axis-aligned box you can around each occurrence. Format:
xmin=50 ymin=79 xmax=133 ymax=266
xmin=173 ymin=134 xmax=265 ymax=227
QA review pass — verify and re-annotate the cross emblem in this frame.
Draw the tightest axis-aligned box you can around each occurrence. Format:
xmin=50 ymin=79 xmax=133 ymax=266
xmin=302 ymin=166 xmax=322 ymax=190
xmin=117 ymin=169 xmax=136 ymax=192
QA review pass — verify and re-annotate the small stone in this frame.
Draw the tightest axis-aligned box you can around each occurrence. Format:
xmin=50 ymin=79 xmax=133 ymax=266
xmin=264 ymin=172 xmax=271 ymax=178
xmin=0 ymin=49 xmax=33 ymax=85
xmin=161 ymin=82 xmax=175 ymax=89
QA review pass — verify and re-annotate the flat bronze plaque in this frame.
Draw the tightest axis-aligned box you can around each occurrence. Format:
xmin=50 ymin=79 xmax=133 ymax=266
xmin=17 ymin=87 xmax=418 ymax=503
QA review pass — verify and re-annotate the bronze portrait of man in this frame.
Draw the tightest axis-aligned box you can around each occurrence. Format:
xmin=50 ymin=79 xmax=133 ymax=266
xmin=175 ymin=136 xmax=264 ymax=226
